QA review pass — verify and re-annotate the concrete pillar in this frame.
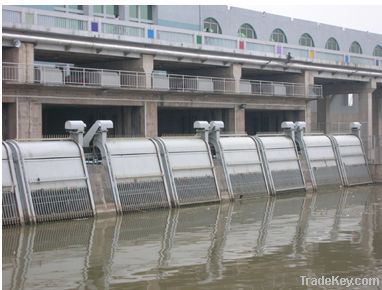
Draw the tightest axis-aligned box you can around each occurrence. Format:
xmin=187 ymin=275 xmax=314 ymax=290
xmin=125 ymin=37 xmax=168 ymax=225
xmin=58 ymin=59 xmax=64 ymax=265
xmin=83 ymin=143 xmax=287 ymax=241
xmin=230 ymin=64 xmax=242 ymax=93
xmin=3 ymin=42 xmax=34 ymax=83
xmin=372 ymin=88 xmax=382 ymax=167
xmin=358 ymin=80 xmax=376 ymax=162
xmin=126 ymin=54 xmax=154 ymax=88
xmin=226 ymin=105 xmax=245 ymax=134
xmin=16 ymin=99 xmax=42 ymax=139
xmin=206 ymin=64 xmax=242 ymax=93
xmin=275 ymin=71 xmax=315 ymax=132
xmin=144 ymin=101 xmax=158 ymax=137
xmin=2 ymin=102 xmax=17 ymax=140
xmin=317 ymin=95 xmax=333 ymax=133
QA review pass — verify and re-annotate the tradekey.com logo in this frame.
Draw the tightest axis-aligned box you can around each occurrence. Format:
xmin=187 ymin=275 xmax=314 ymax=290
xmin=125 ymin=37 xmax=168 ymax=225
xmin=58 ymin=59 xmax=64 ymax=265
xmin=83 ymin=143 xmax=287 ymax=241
xmin=300 ymin=275 xmax=380 ymax=288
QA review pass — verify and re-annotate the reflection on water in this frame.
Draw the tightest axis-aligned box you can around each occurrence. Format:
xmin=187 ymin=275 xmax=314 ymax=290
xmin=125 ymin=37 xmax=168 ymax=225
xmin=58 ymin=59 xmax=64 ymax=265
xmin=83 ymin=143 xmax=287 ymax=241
xmin=3 ymin=185 xmax=382 ymax=290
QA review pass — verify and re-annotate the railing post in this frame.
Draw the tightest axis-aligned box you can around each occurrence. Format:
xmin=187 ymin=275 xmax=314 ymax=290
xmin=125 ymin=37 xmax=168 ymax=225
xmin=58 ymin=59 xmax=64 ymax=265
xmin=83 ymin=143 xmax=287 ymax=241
xmin=182 ymin=75 xmax=185 ymax=92
xmin=292 ymin=84 xmax=295 ymax=97
xmin=83 ymin=68 xmax=85 ymax=86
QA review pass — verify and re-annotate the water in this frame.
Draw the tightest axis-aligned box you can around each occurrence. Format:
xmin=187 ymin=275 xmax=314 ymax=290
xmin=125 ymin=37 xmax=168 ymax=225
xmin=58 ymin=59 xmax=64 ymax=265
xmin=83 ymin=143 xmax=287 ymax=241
xmin=3 ymin=185 xmax=382 ymax=290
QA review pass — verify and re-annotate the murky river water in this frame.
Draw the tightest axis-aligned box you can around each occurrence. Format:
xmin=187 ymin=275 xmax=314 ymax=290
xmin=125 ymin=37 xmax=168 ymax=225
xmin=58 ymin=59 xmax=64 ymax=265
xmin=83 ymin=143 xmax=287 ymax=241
xmin=3 ymin=185 xmax=382 ymax=289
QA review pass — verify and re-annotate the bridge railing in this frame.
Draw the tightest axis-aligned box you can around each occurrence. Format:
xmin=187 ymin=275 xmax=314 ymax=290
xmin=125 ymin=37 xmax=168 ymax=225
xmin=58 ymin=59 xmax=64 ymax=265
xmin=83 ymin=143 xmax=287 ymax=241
xmin=2 ymin=62 xmax=323 ymax=98
xmin=3 ymin=6 xmax=382 ymax=69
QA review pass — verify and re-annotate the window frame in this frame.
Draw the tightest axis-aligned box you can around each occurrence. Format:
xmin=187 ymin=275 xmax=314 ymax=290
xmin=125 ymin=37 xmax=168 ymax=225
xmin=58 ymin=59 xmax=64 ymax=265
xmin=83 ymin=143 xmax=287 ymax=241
xmin=349 ymin=41 xmax=363 ymax=54
xmin=270 ymin=28 xmax=287 ymax=43
xmin=373 ymin=45 xmax=382 ymax=57
xmin=55 ymin=5 xmax=84 ymax=14
xmin=203 ymin=17 xmax=222 ymax=34
xmin=238 ymin=23 xmax=256 ymax=39
xmin=129 ymin=5 xmax=153 ymax=23
xmin=325 ymin=37 xmax=340 ymax=51
xmin=93 ymin=5 xmax=119 ymax=18
xmin=299 ymin=33 xmax=314 ymax=47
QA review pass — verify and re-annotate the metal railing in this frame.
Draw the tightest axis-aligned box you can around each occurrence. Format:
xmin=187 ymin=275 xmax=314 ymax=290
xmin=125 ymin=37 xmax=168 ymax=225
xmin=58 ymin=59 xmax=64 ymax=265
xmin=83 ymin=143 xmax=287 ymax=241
xmin=3 ymin=6 xmax=382 ymax=69
xmin=2 ymin=6 xmax=382 ymax=67
xmin=2 ymin=62 xmax=323 ymax=98
xmin=37 ymin=14 xmax=88 ymax=31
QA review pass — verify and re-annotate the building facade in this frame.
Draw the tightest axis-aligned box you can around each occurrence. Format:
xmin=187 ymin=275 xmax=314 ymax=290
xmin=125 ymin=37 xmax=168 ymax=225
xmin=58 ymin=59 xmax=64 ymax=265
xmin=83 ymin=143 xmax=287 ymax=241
xmin=2 ymin=5 xmax=382 ymax=179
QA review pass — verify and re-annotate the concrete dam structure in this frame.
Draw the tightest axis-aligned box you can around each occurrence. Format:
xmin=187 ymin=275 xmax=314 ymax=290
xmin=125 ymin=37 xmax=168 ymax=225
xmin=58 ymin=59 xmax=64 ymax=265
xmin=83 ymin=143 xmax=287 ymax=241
xmin=2 ymin=120 xmax=372 ymax=226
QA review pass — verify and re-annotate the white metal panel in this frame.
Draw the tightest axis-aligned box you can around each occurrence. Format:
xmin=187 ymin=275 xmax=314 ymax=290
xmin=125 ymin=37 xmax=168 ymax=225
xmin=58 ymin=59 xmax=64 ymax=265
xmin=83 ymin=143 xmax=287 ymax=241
xmin=333 ymin=135 xmax=361 ymax=146
xmin=107 ymin=139 xmax=157 ymax=155
xmin=102 ymin=71 xmax=120 ymax=87
xmin=17 ymin=140 xmax=90 ymax=189
xmin=332 ymin=134 xmax=371 ymax=185
xmin=220 ymin=137 xmax=256 ymax=151
xmin=2 ymin=144 xmax=14 ymax=187
xmin=162 ymin=139 xmax=207 ymax=153
xmin=162 ymin=139 xmax=213 ymax=178
xmin=24 ymin=158 xmax=86 ymax=182
xmin=111 ymin=154 xmax=162 ymax=178
xmin=17 ymin=141 xmax=88 ymax=190
xmin=333 ymin=136 xmax=366 ymax=166
xmin=17 ymin=141 xmax=80 ymax=159
xmin=260 ymin=136 xmax=293 ymax=148
xmin=220 ymin=137 xmax=263 ymax=175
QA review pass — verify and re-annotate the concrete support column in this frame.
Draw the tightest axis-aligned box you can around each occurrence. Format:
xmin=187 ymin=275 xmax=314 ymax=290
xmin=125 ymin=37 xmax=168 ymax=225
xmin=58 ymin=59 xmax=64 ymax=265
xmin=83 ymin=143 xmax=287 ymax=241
xmin=208 ymin=64 xmax=242 ymax=93
xmin=17 ymin=99 xmax=42 ymax=139
xmin=127 ymin=54 xmax=154 ymax=88
xmin=3 ymin=42 xmax=34 ymax=83
xmin=143 ymin=101 xmax=158 ymax=137
xmin=317 ymin=95 xmax=333 ymax=133
xmin=275 ymin=71 xmax=315 ymax=132
xmin=230 ymin=64 xmax=242 ymax=93
xmin=358 ymin=80 xmax=376 ymax=162
xmin=372 ymin=88 xmax=382 ymax=164
xmin=226 ymin=105 xmax=245 ymax=134
xmin=2 ymin=102 xmax=17 ymax=140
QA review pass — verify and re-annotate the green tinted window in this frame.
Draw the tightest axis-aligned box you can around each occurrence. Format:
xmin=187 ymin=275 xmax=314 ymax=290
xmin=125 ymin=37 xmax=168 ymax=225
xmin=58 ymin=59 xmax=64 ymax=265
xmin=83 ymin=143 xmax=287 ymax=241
xmin=94 ymin=5 xmax=103 ymax=14
xmin=129 ymin=5 xmax=138 ymax=18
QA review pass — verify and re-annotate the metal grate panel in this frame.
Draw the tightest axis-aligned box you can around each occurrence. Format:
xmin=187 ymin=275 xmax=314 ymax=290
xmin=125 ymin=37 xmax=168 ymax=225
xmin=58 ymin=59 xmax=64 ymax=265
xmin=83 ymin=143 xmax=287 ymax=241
xmin=229 ymin=173 xmax=268 ymax=199
xmin=272 ymin=169 xmax=305 ymax=192
xmin=174 ymin=176 xmax=219 ymax=205
xmin=345 ymin=164 xmax=372 ymax=185
xmin=31 ymin=187 xmax=93 ymax=222
xmin=2 ymin=189 xmax=20 ymax=226
xmin=117 ymin=178 xmax=169 ymax=212
xmin=314 ymin=166 xmax=341 ymax=186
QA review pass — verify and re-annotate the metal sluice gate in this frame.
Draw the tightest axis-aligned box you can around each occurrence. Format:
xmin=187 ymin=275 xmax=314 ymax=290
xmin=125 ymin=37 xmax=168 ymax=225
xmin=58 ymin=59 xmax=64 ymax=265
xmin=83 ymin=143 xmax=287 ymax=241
xmin=2 ymin=120 xmax=373 ymax=226
xmin=96 ymin=138 xmax=171 ymax=213
xmin=155 ymin=136 xmax=220 ymax=206
xmin=2 ymin=139 xmax=95 ymax=225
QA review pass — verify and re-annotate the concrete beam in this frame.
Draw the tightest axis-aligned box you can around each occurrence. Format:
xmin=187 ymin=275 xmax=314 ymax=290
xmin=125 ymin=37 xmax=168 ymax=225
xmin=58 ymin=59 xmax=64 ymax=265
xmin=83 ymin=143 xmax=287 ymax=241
xmin=323 ymin=80 xmax=375 ymax=95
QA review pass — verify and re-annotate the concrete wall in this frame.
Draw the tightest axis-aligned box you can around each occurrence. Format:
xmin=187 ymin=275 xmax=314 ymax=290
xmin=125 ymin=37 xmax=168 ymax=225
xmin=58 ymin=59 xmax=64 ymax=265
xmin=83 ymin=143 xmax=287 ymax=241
xmin=156 ymin=5 xmax=382 ymax=56
xmin=15 ymin=5 xmax=382 ymax=56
